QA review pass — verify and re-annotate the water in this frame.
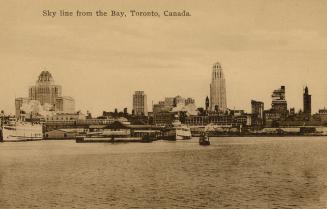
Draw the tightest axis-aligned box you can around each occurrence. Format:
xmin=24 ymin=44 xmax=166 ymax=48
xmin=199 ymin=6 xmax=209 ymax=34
xmin=1 ymin=137 xmax=327 ymax=209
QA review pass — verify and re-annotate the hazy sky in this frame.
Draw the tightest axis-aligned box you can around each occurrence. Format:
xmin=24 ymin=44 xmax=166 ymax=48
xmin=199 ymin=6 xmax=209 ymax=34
xmin=0 ymin=0 xmax=326 ymax=116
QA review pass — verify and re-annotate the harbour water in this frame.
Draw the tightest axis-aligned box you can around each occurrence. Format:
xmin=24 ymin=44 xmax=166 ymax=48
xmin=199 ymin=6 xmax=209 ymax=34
xmin=1 ymin=137 xmax=327 ymax=208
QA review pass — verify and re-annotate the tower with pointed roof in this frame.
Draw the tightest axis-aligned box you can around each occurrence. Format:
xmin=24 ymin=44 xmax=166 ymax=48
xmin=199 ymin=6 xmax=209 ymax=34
xmin=209 ymin=62 xmax=227 ymax=112
xmin=303 ymin=86 xmax=311 ymax=116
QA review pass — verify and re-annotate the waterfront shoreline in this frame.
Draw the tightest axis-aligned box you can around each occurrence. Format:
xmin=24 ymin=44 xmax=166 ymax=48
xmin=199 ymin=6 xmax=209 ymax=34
xmin=2 ymin=134 xmax=327 ymax=143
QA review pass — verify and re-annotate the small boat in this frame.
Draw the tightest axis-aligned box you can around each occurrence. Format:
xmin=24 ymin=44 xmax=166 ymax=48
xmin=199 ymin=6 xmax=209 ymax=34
xmin=199 ymin=134 xmax=210 ymax=146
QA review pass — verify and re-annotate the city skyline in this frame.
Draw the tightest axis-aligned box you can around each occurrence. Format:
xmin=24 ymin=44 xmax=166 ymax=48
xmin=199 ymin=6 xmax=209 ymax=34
xmin=1 ymin=0 xmax=327 ymax=115
xmin=2 ymin=66 xmax=326 ymax=116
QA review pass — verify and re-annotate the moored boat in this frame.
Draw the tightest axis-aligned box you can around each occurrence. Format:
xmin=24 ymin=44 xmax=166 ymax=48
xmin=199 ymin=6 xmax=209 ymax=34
xmin=2 ymin=120 xmax=43 ymax=142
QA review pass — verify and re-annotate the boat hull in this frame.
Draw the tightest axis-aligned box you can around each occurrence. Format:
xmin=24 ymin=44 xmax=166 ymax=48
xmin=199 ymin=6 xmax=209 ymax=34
xmin=76 ymin=136 xmax=152 ymax=143
xmin=199 ymin=141 xmax=210 ymax=146
xmin=162 ymin=129 xmax=192 ymax=140
xmin=199 ymin=136 xmax=210 ymax=146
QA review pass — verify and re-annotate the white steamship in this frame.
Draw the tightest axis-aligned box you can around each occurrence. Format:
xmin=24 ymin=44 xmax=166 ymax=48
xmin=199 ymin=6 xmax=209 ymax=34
xmin=1 ymin=118 xmax=43 ymax=142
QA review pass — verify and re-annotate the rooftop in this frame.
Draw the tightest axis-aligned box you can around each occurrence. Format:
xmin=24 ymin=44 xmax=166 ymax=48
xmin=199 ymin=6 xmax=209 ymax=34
xmin=36 ymin=70 xmax=55 ymax=85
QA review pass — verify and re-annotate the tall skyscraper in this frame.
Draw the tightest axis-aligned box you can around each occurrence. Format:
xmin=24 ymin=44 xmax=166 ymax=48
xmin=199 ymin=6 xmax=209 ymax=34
xmin=303 ymin=86 xmax=311 ymax=115
xmin=15 ymin=70 xmax=75 ymax=118
xmin=210 ymin=62 xmax=227 ymax=112
xmin=133 ymin=91 xmax=148 ymax=116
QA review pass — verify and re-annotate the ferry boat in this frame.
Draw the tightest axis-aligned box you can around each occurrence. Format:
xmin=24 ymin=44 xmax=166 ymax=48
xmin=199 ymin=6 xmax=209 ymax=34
xmin=77 ymin=131 xmax=154 ymax=143
xmin=1 ymin=118 xmax=43 ymax=142
xmin=162 ymin=120 xmax=192 ymax=140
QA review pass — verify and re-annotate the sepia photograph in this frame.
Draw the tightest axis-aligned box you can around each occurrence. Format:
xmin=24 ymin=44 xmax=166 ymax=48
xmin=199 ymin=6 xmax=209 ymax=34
xmin=1 ymin=0 xmax=327 ymax=208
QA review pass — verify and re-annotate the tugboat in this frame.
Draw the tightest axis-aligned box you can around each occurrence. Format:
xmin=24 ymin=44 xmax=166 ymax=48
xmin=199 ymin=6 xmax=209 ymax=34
xmin=199 ymin=133 xmax=210 ymax=146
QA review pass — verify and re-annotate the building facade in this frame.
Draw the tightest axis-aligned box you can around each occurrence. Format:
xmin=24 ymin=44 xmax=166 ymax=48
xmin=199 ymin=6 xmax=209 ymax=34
xmin=153 ymin=101 xmax=172 ymax=113
xmin=185 ymin=114 xmax=250 ymax=127
xmin=153 ymin=112 xmax=176 ymax=126
xmin=210 ymin=62 xmax=227 ymax=112
xmin=133 ymin=91 xmax=148 ymax=116
xmin=45 ymin=112 xmax=86 ymax=122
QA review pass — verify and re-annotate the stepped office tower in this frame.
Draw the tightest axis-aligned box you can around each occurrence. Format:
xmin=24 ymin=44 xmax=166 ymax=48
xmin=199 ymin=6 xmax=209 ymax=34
xmin=29 ymin=71 xmax=75 ymax=113
xmin=210 ymin=62 xmax=227 ymax=112
xmin=29 ymin=71 xmax=62 ymax=105
xmin=271 ymin=86 xmax=288 ymax=117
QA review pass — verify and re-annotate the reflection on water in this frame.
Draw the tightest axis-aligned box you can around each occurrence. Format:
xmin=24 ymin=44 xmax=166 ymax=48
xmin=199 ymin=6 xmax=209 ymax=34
xmin=1 ymin=137 xmax=327 ymax=209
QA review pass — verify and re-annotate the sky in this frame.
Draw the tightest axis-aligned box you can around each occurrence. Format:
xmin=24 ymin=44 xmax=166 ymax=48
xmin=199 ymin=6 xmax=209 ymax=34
xmin=0 ymin=0 xmax=326 ymax=116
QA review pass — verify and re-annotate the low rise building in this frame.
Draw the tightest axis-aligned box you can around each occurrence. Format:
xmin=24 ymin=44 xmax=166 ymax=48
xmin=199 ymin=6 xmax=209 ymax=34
xmin=316 ymin=108 xmax=327 ymax=122
xmin=185 ymin=98 xmax=195 ymax=105
xmin=185 ymin=113 xmax=250 ymax=127
xmin=45 ymin=112 xmax=86 ymax=122
xmin=44 ymin=129 xmax=79 ymax=139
